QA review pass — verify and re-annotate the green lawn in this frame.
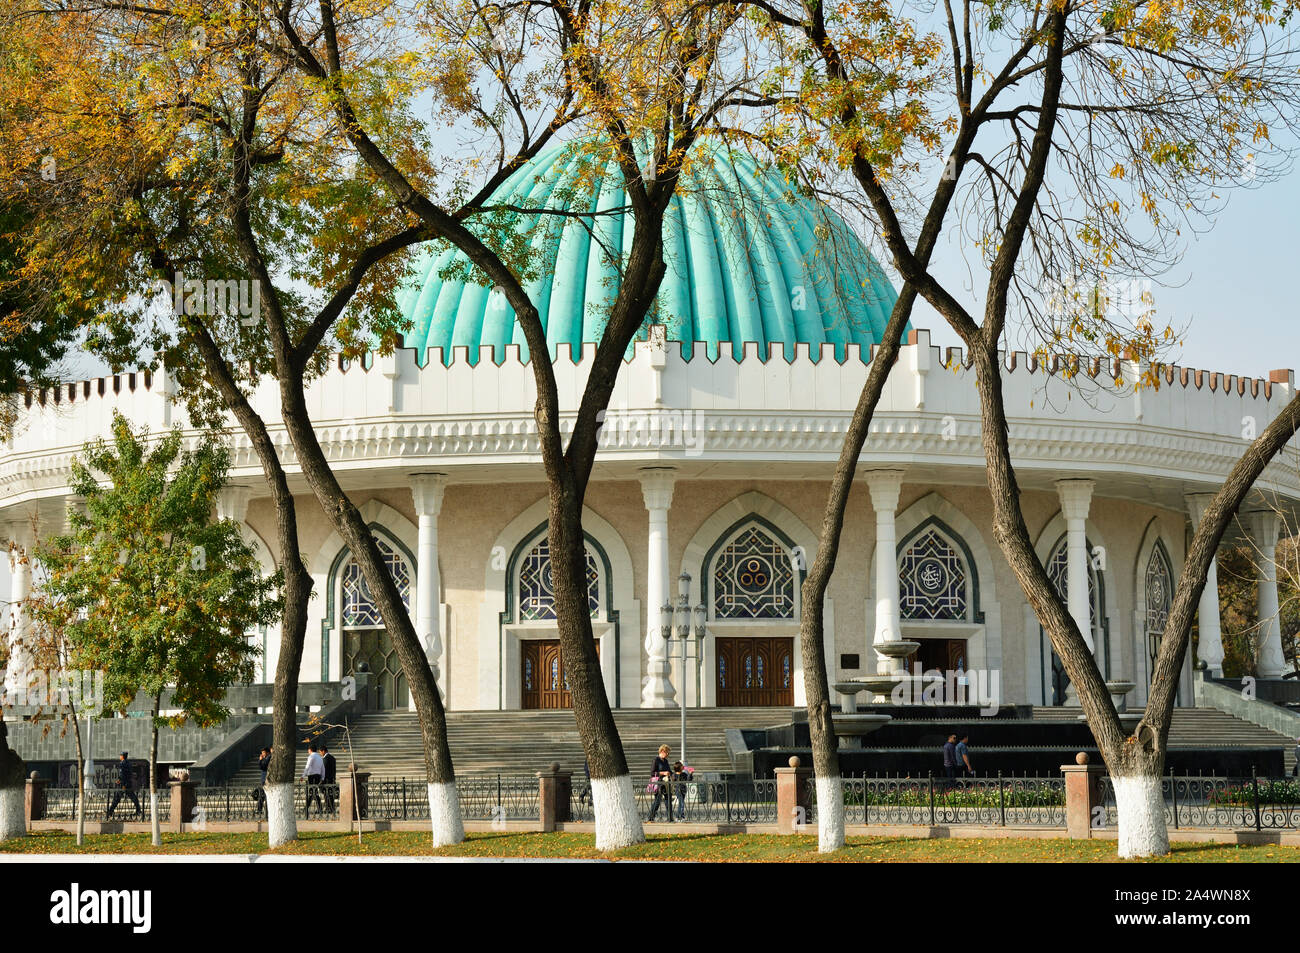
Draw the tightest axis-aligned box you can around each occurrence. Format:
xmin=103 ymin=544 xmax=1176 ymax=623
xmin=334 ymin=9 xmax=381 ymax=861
xmin=2 ymin=830 xmax=1297 ymax=862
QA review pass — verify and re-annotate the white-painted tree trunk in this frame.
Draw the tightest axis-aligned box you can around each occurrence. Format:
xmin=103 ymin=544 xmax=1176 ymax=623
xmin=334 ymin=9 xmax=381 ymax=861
xmin=0 ymin=785 xmax=24 ymax=840
xmin=266 ymin=783 xmax=297 ymax=848
xmin=428 ymin=781 xmax=464 ymax=847
xmin=816 ymin=776 xmax=845 ymax=853
xmin=591 ymin=775 xmax=645 ymax=850
xmin=150 ymin=792 xmax=160 ymax=847
xmin=1113 ymin=774 xmax=1170 ymax=859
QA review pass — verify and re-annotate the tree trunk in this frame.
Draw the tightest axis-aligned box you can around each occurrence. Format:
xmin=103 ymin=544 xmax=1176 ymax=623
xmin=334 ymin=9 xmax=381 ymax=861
xmin=799 ymin=294 xmax=914 ymax=852
xmin=0 ymin=718 xmax=23 ymax=841
xmin=179 ymin=323 xmax=314 ymax=848
xmin=149 ymin=713 xmax=160 ymax=847
xmin=547 ymin=490 xmax=643 ymax=849
xmin=267 ymin=519 xmax=311 ymax=848
xmin=276 ymin=384 xmax=462 ymax=846
xmin=69 ymin=710 xmax=85 ymax=846
xmin=1112 ymin=765 xmax=1170 ymax=859
xmin=965 ymin=340 xmax=1166 ymax=848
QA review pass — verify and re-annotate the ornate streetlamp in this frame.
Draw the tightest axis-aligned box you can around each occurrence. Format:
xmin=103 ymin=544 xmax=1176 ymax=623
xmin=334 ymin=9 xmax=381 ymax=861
xmin=660 ymin=571 xmax=706 ymax=766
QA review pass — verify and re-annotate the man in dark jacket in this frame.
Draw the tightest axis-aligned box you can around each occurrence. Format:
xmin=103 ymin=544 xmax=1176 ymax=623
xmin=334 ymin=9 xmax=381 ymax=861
xmin=320 ymin=744 xmax=337 ymax=814
xmin=253 ymin=746 xmax=271 ymax=815
xmin=941 ymin=734 xmax=958 ymax=782
xmin=106 ymin=752 xmax=142 ymax=819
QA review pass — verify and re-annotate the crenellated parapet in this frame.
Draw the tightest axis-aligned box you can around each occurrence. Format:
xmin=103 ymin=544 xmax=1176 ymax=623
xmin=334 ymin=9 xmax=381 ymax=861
xmin=3 ymin=328 xmax=1297 ymax=513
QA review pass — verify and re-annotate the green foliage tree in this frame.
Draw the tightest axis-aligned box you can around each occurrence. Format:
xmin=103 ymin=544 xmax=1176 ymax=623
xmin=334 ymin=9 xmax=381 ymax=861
xmin=34 ymin=412 xmax=279 ymax=846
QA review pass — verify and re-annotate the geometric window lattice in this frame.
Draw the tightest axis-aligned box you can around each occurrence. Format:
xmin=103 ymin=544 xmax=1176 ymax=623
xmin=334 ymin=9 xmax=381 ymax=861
xmin=1045 ymin=537 xmax=1099 ymax=628
xmin=517 ymin=536 xmax=600 ymax=622
xmin=1044 ymin=535 xmax=1104 ymax=706
xmin=713 ymin=525 xmax=796 ymax=619
xmin=341 ymin=536 xmax=412 ymax=628
xmin=899 ymin=528 xmax=969 ymax=621
xmin=1145 ymin=543 xmax=1173 ymax=669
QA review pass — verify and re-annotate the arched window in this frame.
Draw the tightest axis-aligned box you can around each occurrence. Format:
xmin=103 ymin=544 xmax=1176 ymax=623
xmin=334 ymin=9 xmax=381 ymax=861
xmin=1045 ymin=537 xmax=1099 ymax=628
xmin=899 ymin=528 xmax=970 ymax=621
xmin=1043 ymin=534 xmax=1107 ymax=703
xmin=1145 ymin=542 xmax=1173 ymax=670
xmin=338 ymin=532 xmax=413 ymax=710
xmin=711 ymin=524 xmax=796 ymax=619
xmin=341 ymin=536 xmax=412 ymax=628
xmin=516 ymin=536 xmax=601 ymax=621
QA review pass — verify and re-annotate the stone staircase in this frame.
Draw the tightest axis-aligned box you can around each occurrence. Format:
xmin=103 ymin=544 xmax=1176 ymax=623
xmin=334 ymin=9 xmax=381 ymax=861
xmin=1031 ymin=706 xmax=1297 ymax=773
xmin=226 ymin=707 xmax=794 ymax=786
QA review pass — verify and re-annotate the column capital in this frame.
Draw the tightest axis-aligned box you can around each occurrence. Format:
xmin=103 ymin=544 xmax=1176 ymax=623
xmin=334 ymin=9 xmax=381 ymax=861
xmin=410 ymin=472 xmax=449 ymax=516
xmin=863 ymin=469 xmax=905 ymax=512
xmin=1184 ymin=491 xmax=1217 ymax=526
xmin=215 ymin=485 xmax=253 ymax=524
xmin=1055 ymin=479 xmax=1095 ymax=521
xmin=1 ymin=513 xmax=36 ymax=551
xmin=639 ymin=467 xmax=677 ymax=511
xmin=1244 ymin=509 xmax=1281 ymax=551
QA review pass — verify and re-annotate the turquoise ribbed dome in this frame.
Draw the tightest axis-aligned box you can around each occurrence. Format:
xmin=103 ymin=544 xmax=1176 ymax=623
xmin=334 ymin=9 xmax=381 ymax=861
xmin=398 ymin=140 xmax=899 ymax=364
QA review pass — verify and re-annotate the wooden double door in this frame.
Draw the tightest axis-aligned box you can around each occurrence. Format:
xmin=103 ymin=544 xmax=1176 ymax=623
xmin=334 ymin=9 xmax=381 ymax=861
xmin=522 ymin=639 xmax=599 ymax=709
xmin=716 ymin=636 xmax=794 ymax=707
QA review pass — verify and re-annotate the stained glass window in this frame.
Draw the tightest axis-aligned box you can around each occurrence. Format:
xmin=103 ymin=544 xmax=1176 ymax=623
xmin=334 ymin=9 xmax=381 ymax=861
xmin=1046 ymin=537 xmax=1098 ymax=627
xmin=341 ymin=536 xmax=411 ymax=628
xmin=517 ymin=536 xmax=600 ymax=621
xmin=1045 ymin=535 xmax=1101 ymax=704
xmin=713 ymin=526 xmax=796 ymax=619
xmin=1145 ymin=543 xmax=1173 ymax=667
xmin=899 ymin=528 xmax=969 ymax=620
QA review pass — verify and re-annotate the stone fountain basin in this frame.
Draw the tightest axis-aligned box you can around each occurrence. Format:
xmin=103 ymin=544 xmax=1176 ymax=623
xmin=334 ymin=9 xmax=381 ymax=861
xmin=833 ymin=713 xmax=892 ymax=737
xmin=833 ymin=681 xmax=871 ymax=696
xmin=874 ymin=640 xmax=921 ymax=660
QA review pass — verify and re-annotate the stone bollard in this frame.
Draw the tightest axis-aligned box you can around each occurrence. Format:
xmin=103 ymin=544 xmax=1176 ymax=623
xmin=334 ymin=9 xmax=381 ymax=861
xmin=169 ymin=778 xmax=198 ymax=833
xmin=537 ymin=763 xmax=573 ymax=832
xmin=775 ymin=756 xmax=813 ymax=834
xmin=1061 ymin=752 xmax=1106 ymax=839
xmin=25 ymin=772 xmax=48 ymax=826
xmin=339 ymin=768 xmax=370 ymax=830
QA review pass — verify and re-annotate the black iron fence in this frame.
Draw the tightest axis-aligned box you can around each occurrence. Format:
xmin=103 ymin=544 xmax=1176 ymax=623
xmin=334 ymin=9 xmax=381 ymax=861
xmin=809 ymin=774 xmax=1068 ymax=828
xmin=38 ymin=771 xmax=1299 ymax=831
xmin=362 ymin=775 xmax=539 ymax=821
xmin=1097 ymin=772 xmax=1300 ymax=830
xmin=42 ymin=786 xmax=173 ymax=823
xmin=568 ymin=777 xmax=778 ymax=824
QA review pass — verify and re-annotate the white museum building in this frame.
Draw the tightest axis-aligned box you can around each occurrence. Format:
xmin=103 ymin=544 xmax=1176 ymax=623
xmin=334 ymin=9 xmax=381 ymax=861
xmin=2 ymin=143 xmax=1297 ymax=714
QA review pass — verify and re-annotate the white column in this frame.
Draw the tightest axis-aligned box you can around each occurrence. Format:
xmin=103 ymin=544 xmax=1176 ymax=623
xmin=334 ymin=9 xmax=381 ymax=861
xmin=410 ymin=474 xmax=448 ymax=688
xmin=1185 ymin=493 xmax=1225 ymax=677
xmin=1246 ymin=510 xmax=1286 ymax=678
xmin=3 ymin=519 xmax=34 ymax=695
xmin=215 ymin=484 xmax=252 ymax=524
xmin=640 ymin=468 xmax=677 ymax=708
xmin=1055 ymin=479 xmax=1095 ymax=652
xmin=866 ymin=469 xmax=904 ymax=667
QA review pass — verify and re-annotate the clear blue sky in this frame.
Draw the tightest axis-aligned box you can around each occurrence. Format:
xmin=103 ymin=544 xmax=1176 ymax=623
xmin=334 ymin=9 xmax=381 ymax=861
xmin=913 ymin=164 xmax=1300 ymax=379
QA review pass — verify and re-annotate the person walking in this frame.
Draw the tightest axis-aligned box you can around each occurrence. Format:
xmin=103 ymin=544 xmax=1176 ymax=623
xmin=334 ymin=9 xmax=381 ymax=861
xmin=956 ymin=734 xmax=974 ymax=778
xmin=253 ymin=745 xmax=271 ymax=815
xmin=647 ymin=744 xmax=674 ymax=821
xmin=1293 ymin=738 xmax=1299 ymax=778
xmin=941 ymin=734 xmax=958 ymax=782
xmin=106 ymin=752 xmax=142 ymax=820
xmin=320 ymin=743 xmax=337 ymax=815
xmin=302 ymin=743 xmax=325 ymax=818
xmin=671 ymin=760 xmax=693 ymax=820
xmin=579 ymin=758 xmax=592 ymax=807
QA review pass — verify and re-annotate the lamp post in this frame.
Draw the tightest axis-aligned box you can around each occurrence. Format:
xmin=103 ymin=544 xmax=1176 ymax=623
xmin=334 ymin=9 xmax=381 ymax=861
xmin=661 ymin=571 xmax=706 ymax=767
